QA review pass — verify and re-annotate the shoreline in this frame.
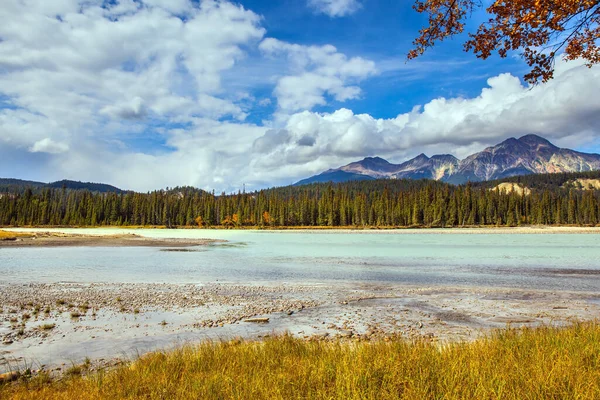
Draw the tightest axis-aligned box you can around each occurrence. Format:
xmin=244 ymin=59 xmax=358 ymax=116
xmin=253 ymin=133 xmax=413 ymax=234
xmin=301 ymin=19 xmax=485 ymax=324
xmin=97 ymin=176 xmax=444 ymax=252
xmin=3 ymin=226 xmax=600 ymax=238
xmin=2 ymin=226 xmax=600 ymax=381
xmin=0 ymin=231 xmax=223 ymax=248
xmin=2 ymin=281 xmax=599 ymax=374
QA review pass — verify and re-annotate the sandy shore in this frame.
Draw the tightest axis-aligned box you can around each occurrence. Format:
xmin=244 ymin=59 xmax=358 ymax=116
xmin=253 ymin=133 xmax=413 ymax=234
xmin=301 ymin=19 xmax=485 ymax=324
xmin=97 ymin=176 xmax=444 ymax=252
xmin=0 ymin=231 xmax=223 ymax=248
xmin=2 ymin=281 xmax=599 ymax=375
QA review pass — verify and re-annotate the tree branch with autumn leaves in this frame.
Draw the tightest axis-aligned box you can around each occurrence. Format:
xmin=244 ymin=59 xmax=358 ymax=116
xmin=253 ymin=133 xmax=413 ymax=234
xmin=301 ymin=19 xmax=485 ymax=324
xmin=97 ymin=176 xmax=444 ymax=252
xmin=409 ymin=0 xmax=600 ymax=84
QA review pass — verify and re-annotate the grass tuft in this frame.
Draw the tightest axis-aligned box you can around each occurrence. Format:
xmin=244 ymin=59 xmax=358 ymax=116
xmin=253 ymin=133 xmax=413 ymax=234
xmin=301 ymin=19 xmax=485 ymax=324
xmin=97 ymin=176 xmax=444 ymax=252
xmin=3 ymin=323 xmax=600 ymax=399
xmin=38 ymin=323 xmax=56 ymax=331
xmin=64 ymin=365 xmax=82 ymax=377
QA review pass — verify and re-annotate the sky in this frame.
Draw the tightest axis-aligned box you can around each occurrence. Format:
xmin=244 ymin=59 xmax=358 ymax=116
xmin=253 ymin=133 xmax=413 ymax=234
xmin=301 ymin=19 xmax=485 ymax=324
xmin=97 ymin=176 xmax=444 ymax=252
xmin=1 ymin=0 xmax=599 ymax=192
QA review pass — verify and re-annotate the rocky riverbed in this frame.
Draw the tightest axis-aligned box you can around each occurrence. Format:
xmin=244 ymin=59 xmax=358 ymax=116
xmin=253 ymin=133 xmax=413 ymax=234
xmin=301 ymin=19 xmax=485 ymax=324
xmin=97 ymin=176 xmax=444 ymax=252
xmin=2 ymin=281 xmax=599 ymax=375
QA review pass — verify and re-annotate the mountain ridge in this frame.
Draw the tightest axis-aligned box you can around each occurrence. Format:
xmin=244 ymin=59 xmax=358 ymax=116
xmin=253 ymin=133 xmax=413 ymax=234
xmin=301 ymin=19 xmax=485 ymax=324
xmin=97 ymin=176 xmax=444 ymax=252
xmin=0 ymin=179 xmax=126 ymax=194
xmin=295 ymin=135 xmax=600 ymax=185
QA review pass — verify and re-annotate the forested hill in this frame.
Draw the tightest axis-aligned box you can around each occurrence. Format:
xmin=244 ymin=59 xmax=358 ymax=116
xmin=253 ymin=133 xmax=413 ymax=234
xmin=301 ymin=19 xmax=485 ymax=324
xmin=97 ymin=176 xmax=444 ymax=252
xmin=1 ymin=171 xmax=599 ymax=228
xmin=0 ymin=178 xmax=126 ymax=194
xmin=45 ymin=180 xmax=126 ymax=193
xmin=0 ymin=178 xmax=45 ymax=192
xmin=473 ymin=170 xmax=600 ymax=191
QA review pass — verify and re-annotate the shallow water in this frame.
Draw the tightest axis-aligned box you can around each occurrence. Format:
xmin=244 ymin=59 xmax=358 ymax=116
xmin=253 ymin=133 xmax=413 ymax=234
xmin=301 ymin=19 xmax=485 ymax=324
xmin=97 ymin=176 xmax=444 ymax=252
xmin=2 ymin=228 xmax=600 ymax=370
xmin=2 ymin=229 xmax=600 ymax=291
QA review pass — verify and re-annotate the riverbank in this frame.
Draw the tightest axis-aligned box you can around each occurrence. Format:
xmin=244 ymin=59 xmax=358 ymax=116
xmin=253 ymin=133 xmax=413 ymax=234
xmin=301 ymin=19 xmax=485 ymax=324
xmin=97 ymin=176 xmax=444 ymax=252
xmin=0 ymin=230 xmax=222 ymax=248
xmin=4 ymin=226 xmax=600 ymax=236
xmin=2 ymin=322 xmax=600 ymax=399
xmin=2 ymin=228 xmax=600 ymax=390
xmin=1 ymin=281 xmax=599 ymax=375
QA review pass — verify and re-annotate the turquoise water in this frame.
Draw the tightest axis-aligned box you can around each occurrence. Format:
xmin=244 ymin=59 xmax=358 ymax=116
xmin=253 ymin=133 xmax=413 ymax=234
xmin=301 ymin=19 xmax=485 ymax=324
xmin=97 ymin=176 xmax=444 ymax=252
xmin=1 ymin=229 xmax=599 ymax=291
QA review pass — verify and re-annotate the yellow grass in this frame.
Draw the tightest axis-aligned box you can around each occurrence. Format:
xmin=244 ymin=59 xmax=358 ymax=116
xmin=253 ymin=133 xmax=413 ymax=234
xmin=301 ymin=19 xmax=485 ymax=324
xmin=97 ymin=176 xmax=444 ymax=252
xmin=0 ymin=230 xmax=34 ymax=239
xmin=3 ymin=322 xmax=600 ymax=399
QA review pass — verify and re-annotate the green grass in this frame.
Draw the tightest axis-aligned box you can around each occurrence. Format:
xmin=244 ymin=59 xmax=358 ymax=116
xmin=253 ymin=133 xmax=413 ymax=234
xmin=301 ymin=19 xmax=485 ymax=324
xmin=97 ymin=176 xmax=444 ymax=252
xmin=2 ymin=322 xmax=600 ymax=399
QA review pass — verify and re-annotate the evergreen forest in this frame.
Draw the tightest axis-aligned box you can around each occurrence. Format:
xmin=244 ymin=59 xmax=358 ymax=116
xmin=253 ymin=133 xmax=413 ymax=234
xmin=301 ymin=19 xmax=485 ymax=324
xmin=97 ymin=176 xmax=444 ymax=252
xmin=1 ymin=171 xmax=599 ymax=228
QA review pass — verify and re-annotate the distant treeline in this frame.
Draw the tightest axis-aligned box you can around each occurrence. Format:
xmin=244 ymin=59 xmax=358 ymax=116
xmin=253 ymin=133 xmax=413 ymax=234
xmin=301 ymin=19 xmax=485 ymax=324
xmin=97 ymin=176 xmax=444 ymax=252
xmin=0 ymin=178 xmax=125 ymax=194
xmin=1 ymin=171 xmax=599 ymax=227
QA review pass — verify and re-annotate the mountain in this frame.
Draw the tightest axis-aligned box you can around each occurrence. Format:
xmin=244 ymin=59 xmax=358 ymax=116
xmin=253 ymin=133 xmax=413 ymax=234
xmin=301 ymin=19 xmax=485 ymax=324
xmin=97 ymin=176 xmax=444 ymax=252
xmin=46 ymin=180 xmax=126 ymax=193
xmin=0 ymin=178 xmax=45 ymax=189
xmin=391 ymin=154 xmax=459 ymax=181
xmin=294 ymin=170 xmax=376 ymax=186
xmin=295 ymin=135 xmax=600 ymax=185
xmin=0 ymin=178 xmax=126 ymax=194
xmin=339 ymin=157 xmax=399 ymax=178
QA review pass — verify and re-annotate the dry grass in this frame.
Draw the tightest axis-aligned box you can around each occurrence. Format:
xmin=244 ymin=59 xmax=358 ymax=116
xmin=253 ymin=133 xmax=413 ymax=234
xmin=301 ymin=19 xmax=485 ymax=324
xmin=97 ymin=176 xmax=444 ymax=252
xmin=0 ymin=230 xmax=34 ymax=239
xmin=38 ymin=324 xmax=56 ymax=331
xmin=2 ymin=322 xmax=600 ymax=399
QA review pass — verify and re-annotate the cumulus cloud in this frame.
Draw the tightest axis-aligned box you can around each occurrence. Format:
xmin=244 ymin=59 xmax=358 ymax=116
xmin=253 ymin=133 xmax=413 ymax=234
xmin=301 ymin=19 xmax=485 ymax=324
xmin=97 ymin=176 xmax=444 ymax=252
xmin=1 ymin=1 xmax=599 ymax=192
xmin=15 ymin=60 xmax=600 ymax=192
xmin=249 ymin=60 xmax=600 ymax=184
xmin=260 ymin=38 xmax=377 ymax=113
xmin=308 ymin=0 xmax=362 ymax=17
xmin=100 ymin=97 xmax=147 ymax=120
xmin=0 ymin=0 xmax=265 ymax=154
xmin=29 ymin=138 xmax=70 ymax=154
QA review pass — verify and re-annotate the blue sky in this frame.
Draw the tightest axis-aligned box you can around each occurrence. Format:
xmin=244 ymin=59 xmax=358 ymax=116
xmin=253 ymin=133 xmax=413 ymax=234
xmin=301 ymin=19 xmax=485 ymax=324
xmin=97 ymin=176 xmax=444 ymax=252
xmin=235 ymin=0 xmax=526 ymax=119
xmin=0 ymin=0 xmax=599 ymax=191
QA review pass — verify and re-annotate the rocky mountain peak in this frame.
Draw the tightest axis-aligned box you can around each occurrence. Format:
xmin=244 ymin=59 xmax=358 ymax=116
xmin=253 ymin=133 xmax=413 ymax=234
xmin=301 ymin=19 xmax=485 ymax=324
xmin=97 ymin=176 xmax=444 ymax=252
xmin=430 ymin=154 xmax=459 ymax=162
xmin=518 ymin=134 xmax=557 ymax=149
xmin=340 ymin=156 xmax=397 ymax=177
xmin=294 ymin=135 xmax=600 ymax=186
xmin=363 ymin=156 xmax=387 ymax=162
xmin=357 ymin=157 xmax=394 ymax=168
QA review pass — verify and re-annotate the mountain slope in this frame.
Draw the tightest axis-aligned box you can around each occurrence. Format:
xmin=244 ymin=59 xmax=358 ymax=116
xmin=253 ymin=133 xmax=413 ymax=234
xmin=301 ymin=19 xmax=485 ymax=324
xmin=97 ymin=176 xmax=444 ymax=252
xmin=46 ymin=180 xmax=126 ymax=193
xmin=453 ymin=135 xmax=600 ymax=183
xmin=339 ymin=157 xmax=399 ymax=178
xmin=294 ymin=170 xmax=375 ymax=186
xmin=391 ymin=154 xmax=460 ymax=181
xmin=0 ymin=179 xmax=126 ymax=193
xmin=295 ymin=135 xmax=600 ymax=185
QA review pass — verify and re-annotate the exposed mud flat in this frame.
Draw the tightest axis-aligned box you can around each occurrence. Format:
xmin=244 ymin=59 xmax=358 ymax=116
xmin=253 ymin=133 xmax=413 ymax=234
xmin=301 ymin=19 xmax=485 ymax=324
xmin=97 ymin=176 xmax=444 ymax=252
xmin=0 ymin=232 xmax=222 ymax=248
xmin=2 ymin=282 xmax=599 ymax=374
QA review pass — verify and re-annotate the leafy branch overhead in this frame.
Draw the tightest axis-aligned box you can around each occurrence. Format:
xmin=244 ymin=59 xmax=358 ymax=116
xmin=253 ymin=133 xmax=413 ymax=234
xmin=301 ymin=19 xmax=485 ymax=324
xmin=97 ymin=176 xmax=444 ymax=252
xmin=409 ymin=0 xmax=600 ymax=84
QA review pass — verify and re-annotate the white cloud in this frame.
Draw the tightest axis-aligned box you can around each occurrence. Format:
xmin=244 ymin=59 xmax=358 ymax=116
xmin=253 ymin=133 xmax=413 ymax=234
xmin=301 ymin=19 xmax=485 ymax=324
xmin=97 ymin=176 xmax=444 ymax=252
xmin=142 ymin=0 xmax=192 ymax=14
xmin=0 ymin=0 xmax=265 ymax=154
xmin=29 ymin=138 xmax=70 ymax=154
xmin=249 ymin=61 xmax=600 ymax=184
xmin=259 ymin=38 xmax=376 ymax=114
xmin=100 ymin=97 xmax=147 ymax=120
xmin=1 ymin=2 xmax=599 ymax=192
xmin=308 ymin=0 xmax=362 ymax=17
xmin=4 ymin=60 xmax=600 ymax=192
